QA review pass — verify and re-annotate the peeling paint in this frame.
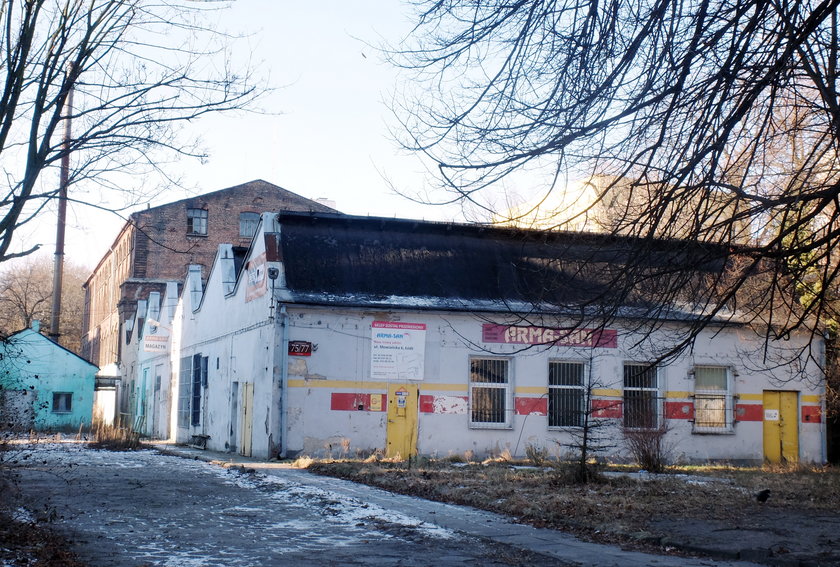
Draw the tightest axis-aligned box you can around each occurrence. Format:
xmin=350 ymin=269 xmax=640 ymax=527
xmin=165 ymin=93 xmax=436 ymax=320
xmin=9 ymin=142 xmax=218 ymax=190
xmin=287 ymin=358 xmax=308 ymax=377
xmin=433 ymin=396 xmax=468 ymax=414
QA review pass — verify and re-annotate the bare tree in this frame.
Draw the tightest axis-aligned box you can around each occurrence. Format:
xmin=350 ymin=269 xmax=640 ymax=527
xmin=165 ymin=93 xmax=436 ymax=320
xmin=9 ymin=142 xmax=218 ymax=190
xmin=390 ymin=0 xmax=840 ymax=361
xmin=0 ymin=256 xmax=87 ymax=352
xmin=0 ymin=0 xmax=262 ymax=264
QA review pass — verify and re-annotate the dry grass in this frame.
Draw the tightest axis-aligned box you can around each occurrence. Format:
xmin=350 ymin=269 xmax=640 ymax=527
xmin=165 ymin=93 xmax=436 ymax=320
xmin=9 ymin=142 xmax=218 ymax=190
xmin=307 ymin=458 xmax=840 ymax=545
xmin=0 ymin=513 xmax=85 ymax=566
xmin=89 ymin=419 xmax=143 ymax=451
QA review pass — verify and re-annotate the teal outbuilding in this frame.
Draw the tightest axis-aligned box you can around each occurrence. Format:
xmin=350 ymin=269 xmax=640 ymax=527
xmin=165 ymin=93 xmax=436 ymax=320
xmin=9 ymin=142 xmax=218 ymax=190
xmin=0 ymin=322 xmax=98 ymax=432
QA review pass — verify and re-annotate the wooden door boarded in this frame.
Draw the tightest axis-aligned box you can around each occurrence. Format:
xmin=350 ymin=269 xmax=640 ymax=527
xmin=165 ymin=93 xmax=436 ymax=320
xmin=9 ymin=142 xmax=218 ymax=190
xmin=386 ymin=383 xmax=418 ymax=459
xmin=240 ymin=383 xmax=254 ymax=457
xmin=763 ymin=390 xmax=799 ymax=464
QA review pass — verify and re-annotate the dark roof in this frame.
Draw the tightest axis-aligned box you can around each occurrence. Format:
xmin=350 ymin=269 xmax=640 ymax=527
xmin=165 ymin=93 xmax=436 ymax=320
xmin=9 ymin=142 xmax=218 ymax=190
xmin=275 ymin=211 xmax=730 ymax=316
xmin=132 ymin=179 xmax=337 ymax=219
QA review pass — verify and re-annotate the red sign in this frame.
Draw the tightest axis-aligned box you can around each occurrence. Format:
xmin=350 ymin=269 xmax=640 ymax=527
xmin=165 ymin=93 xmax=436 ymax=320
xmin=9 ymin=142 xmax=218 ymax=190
xmin=481 ymin=324 xmax=617 ymax=348
xmin=288 ymin=341 xmax=313 ymax=356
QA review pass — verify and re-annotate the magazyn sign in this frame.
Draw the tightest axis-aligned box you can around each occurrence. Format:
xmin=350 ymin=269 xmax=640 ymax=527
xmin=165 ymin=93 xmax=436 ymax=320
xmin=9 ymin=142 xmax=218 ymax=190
xmin=370 ymin=321 xmax=427 ymax=380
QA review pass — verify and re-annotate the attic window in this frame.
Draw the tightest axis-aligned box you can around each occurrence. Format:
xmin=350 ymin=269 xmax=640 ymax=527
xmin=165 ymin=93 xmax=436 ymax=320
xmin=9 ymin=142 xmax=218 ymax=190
xmin=187 ymin=208 xmax=208 ymax=235
xmin=239 ymin=212 xmax=260 ymax=238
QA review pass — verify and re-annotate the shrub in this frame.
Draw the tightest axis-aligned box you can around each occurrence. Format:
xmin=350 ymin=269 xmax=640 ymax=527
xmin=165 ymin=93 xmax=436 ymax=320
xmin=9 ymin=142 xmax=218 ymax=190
xmin=623 ymin=423 xmax=671 ymax=473
xmin=525 ymin=443 xmax=550 ymax=467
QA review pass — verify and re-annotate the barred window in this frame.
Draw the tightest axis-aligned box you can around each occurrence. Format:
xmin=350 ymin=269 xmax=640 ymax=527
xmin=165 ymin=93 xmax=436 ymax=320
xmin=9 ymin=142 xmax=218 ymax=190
xmin=469 ymin=358 xmax=511 ymax=427
xmin=187 ymin=208 xmax=208 ymax=235
xmin=549 ymin=361 xmax=584 ymax=427
xmin=623 ymin=363 xmax=659 ymax=429
xmin=693 ymin=366 xmax=732 ymax=431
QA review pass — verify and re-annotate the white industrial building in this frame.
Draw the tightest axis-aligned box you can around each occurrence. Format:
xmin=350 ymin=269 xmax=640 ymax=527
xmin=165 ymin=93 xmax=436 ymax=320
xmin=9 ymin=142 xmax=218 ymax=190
xmin=126 ymin=211 xmax=826 ymax=464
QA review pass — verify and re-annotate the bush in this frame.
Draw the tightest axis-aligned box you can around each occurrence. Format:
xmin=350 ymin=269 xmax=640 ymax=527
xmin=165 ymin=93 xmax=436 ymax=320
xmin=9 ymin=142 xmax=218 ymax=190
xmin=525 ymin=443 xmax=550 ymax=467
xmin=623 ymin=423 xmax=671 ymax=473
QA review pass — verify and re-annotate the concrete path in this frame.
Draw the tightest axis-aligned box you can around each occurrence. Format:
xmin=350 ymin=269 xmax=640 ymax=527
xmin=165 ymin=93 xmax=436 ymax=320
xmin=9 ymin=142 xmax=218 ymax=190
xmin=152 ymin=443 xmax=760 ymax=567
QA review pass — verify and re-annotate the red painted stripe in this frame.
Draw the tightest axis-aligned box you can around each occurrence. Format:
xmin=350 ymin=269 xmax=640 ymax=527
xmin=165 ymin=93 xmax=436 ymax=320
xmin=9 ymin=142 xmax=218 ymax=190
xmin=735 ymin=403 xmax=763 ymax=422
xmin=591 ymin=399 xmax=622 ymax=419
xmin=665 ymin=401 xmax=694 ymax=420
xmin=419 ymin=394 xmax=434 ymax=413
xmin=515 ymin=397 xmax=547 ymax=416
xmin=330 ymin=393 xmax=385 ymax=412
xmin=802 ymin=405 xmax=822 ymax=423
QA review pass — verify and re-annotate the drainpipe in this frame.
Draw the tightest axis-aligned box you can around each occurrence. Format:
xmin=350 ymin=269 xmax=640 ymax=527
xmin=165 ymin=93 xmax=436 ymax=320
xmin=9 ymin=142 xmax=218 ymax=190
xmin=821 ymin=332 xmax=828 ymax=464
xmin=278 ymin=304 xmax=290 ymax=458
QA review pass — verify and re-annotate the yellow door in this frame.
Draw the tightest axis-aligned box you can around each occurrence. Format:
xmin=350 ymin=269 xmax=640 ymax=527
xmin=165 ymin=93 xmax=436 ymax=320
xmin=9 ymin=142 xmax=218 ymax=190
xmin=241 ymin=383 xmax=254 ymax=457
xmin=386 ymin=383 xmax=418 ymax=459
xmin=763 ymin=391 xmax=799 ymax=464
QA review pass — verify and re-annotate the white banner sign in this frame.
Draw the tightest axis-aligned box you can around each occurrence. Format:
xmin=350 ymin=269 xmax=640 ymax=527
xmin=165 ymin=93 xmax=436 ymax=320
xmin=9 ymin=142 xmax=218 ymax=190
xmin=143 ymin=322 xmax=170 ymax=353
xmin=371 ymin=321 xmax=426 ymax=380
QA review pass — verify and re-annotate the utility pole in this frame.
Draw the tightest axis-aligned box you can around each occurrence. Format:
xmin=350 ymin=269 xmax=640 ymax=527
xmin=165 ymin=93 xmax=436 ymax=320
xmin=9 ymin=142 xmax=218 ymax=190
xmin=49 ymin=68 xmax=73 ymax=342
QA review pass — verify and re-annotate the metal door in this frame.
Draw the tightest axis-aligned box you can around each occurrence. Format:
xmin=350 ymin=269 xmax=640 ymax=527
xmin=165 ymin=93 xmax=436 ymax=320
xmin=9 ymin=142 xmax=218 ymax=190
xmin=763 ymin=390 xmax=799 ymax=464
xmin=386 ymin=383 xmax=418 ymax=459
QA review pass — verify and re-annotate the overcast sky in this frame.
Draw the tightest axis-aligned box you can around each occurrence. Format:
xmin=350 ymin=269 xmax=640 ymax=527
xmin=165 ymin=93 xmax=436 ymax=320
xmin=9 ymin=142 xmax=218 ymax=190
xmin=18 ymin=1 xmax=463 ymax=270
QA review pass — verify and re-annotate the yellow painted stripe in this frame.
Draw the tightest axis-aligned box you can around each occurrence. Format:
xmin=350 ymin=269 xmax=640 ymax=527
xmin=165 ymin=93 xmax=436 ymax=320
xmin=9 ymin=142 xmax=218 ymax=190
xmin=665 ymin=391 xmax=692 ymax=399
xmin=287 ymin=381 xmax=821 ymax=404
xmin=422 ymin=383 xmax=468 ymax=392
xmin=592 ymin=388 xmax=622 ymax=397
xmin=515 ymin=386 xmax=548 ymax=395
xmin=738 ymin=393 xmax=764 ymax=401
xmin=287 ymin=379 xmax=467 ymax=392
xmin=288 ymin=379 xmax=384 ymax=389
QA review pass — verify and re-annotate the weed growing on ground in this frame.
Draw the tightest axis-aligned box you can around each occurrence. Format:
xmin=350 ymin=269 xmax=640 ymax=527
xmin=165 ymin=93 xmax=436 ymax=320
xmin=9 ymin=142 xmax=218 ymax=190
xmin=89 ymin=419 xmax=142 ymax=451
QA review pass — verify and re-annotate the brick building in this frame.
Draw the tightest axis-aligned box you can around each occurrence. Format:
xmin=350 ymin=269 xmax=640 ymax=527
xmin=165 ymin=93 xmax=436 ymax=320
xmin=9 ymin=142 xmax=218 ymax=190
xmin=81 ymin=180 xmax=336 ymax=393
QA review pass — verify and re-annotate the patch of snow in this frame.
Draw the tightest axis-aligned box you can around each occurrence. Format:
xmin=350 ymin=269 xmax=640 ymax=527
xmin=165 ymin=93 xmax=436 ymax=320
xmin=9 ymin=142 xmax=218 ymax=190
xmin=11 ymin=507 xmax=34 ymax=523
xmin=226 ymin=470 xmax=460 ymax=541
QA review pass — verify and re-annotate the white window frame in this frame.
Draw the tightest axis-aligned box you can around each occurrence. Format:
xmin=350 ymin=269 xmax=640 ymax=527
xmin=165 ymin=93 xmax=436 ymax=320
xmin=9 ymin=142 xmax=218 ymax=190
xmin=692 ymin=365 xmax=734 ymax=433
xmin=548 ymin=360 xmax=586 ymax=428
xmin=622 ymin=362 xmax=661 ymax=430
xmin=469 ymin=357 xmax=512 ymax=429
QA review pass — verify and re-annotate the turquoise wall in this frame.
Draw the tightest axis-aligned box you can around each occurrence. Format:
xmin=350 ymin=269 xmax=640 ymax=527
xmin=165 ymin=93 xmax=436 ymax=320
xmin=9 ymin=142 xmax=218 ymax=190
xmin=0 ymin=328 xmax=97 ymax=431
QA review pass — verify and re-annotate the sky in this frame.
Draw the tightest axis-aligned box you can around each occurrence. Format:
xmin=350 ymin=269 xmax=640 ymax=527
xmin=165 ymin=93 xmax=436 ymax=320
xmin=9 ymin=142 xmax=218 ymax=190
xmin=17 ymin=1 xmax=465 ymax=270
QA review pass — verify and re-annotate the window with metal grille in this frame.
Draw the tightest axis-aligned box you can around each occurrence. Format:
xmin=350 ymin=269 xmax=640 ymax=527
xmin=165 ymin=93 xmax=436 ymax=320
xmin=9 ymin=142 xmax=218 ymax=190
xmin=187 ymin=208 xmax=208 ymax=235
xmin=623 ymin=363 xmax=659 ymax=429
xmin=177 ymin=356 xmax=191 ymax=428
xmin=52 ymin=392 xmax=72 ymax=413
xmin=693 ymin=366 xmax=732 ymax=431
xmin=549 ymin=361 xmax=584 ymax=427
xmin=239 ymin=212 xmax=260 ymax=238
xmin=469 ymin=358 xmax=511 ymax=427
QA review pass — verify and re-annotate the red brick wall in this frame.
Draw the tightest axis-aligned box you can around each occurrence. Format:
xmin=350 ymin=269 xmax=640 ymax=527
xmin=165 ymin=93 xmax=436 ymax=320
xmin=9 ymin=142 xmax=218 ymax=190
xmin=81 ymin=180 xmax=335 ymax=369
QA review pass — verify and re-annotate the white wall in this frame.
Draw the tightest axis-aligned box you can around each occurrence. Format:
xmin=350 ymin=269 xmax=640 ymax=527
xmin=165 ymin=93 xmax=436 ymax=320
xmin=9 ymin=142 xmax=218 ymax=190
xmin=278 ymin=307 xmax=824 ymax=463
xmin=162 ymin=213 xmax=825 ymax=463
